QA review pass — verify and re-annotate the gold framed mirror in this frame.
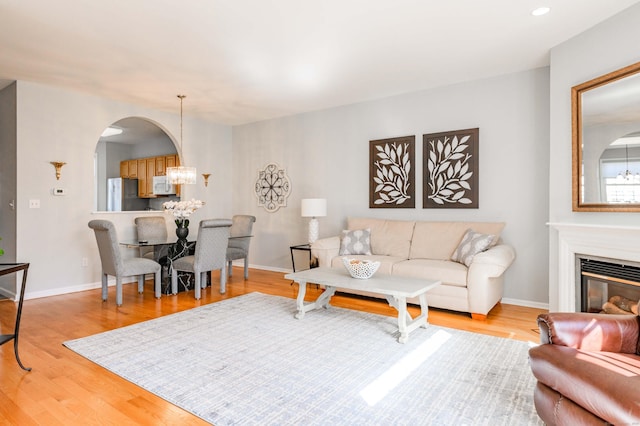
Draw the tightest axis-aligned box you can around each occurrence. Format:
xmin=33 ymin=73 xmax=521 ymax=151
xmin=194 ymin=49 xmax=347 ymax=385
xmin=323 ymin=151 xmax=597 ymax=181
xmin=572 ymin=61 xmax=640 ymax=212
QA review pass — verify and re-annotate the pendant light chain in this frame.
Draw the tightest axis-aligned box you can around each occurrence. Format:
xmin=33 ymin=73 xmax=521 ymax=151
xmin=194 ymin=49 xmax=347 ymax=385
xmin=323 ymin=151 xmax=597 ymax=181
xmin=178 ymin=94 xmax=186 ymax=152
xmin=621 ymin=144 xmax=632 ymax=181
xmin=166 ymin=94 xmax=197 ymax=185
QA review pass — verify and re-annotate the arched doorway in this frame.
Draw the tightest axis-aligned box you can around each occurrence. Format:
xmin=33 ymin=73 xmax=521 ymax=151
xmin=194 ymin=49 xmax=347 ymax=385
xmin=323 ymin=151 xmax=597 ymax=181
xmin=94 ymin=117 xmax=180 ymax=211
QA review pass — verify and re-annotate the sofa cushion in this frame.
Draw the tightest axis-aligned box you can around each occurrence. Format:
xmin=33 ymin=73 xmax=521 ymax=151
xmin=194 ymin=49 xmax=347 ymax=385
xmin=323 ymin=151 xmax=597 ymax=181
xmin=392 ymin=259 xmax=468 ymax=287
xmin=331 ymin=254 xmax=406 ymax=276
xmin=347 ymin=217 xmax=415 ymax=258
xmin=409 ymin=221 xmax=505 ymax=260
xmin=339 ymin=228 xmax=372 ymax=255
xmin=451 ymin=229 xmax=497 ymax=266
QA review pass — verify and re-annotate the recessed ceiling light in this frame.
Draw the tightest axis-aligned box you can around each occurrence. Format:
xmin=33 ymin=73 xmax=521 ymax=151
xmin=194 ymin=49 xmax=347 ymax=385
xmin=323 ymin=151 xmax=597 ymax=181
xmin=532 ymin=7 xmax=550 ymax=16
xmin=101 ymin=126 xmax=123 ymax=137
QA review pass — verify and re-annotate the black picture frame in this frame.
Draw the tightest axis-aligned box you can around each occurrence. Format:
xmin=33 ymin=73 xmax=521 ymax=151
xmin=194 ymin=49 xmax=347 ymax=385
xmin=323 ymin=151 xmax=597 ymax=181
xmin=423 ymin=128 xmax=479 ymax=209
xmin=369 ymin=136 xmax=416 ymax=208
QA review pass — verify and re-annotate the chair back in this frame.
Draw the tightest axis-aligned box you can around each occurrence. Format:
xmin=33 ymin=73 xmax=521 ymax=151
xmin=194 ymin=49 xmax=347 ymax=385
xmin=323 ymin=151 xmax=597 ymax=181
xmin=135 ymin=216 xmax=167 ymax=258
xmin=193 ymin=219 xmax=232 ymax=271
xmin=228 ymin=215 xmax=256 ymax=253
xmin=88 ymin=220 xmax=122 ymax=276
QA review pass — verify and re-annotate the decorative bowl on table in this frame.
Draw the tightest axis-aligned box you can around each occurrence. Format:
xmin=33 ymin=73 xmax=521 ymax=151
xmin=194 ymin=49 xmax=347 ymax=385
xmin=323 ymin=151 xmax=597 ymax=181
xmin=342 ymin=258 xmax=381 ymax=279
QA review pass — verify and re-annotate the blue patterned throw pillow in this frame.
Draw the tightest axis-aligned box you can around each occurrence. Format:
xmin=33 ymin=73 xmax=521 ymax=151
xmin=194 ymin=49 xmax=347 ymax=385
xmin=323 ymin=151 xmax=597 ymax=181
xmin=339 ymin=228 xmax=372 ymax=256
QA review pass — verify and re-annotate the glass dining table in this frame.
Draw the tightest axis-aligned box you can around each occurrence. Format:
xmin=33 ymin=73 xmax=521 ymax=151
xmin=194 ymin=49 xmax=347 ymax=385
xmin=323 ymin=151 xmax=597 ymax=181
xmin=120 ymin=237 xmax=197 ymax=294
xmin=120 ymin=235 xmax=251 ymax=295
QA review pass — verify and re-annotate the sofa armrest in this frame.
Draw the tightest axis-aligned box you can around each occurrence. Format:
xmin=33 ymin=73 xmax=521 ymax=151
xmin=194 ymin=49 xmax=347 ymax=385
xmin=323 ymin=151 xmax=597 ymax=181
xmin=465 ymin=244 xmax=516 ymax=317
xmin=467 ymin=244 xmax=516 ymax=291
xmin=469 ymin=244 xmax=515 ymax=274
xmin=311 ymin=236 xmax=340 ymax=268
xmin=537 ymin=312 xmax=640 ymax=353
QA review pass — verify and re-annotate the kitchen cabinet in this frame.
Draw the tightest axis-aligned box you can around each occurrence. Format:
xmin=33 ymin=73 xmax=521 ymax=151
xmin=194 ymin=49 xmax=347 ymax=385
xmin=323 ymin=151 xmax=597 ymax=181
xmin=138 ymin=159 xmax=148 ymax=197
xmin=128 ymin=160 xmax=138 ymax=178
xmin=120 ymin=159 xmax=139 ymax=179
xmin=168 ymin=155 xmax=181 ymax=197
xmin=120 ymin=161 xmax=129 ymax=178
xmin=120 ymin=154 xmax=178 ymax=198
xmin=155 ymin=156 xmax=166 ymax=176
xmin=146 ymin=158 xmax=156 ymax=197
xmin=166 ymin=154 xmax=176 ymax=169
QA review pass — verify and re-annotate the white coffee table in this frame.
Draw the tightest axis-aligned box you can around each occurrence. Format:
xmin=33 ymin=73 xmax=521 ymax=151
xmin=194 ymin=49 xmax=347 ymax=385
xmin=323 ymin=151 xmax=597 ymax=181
xmin=284 ymin=267 xmax=441 ymax=343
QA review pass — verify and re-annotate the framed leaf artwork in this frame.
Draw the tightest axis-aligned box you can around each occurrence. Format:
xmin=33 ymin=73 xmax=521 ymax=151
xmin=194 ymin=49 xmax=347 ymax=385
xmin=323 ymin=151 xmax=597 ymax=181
xmin=423 ymin=128 xmax=479 ymax=209
xmin=369 ymin=136 xmax=415 ymax=208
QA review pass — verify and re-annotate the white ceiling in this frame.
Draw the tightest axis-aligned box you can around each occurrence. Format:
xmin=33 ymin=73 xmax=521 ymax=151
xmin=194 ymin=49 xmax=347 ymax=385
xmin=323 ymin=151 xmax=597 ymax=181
xmin=0 ymin=0 xmax=638 ymax=125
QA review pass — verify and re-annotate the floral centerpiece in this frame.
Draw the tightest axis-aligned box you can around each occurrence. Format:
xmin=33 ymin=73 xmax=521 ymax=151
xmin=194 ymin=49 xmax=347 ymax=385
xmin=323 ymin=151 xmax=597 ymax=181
xmin=163 ymin=199 xmax=205 ymax=228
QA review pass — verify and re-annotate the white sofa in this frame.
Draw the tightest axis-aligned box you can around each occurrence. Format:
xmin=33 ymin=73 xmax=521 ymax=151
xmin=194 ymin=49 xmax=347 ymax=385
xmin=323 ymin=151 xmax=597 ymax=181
xmin=311 ymin=217 xmax=516 ymax=319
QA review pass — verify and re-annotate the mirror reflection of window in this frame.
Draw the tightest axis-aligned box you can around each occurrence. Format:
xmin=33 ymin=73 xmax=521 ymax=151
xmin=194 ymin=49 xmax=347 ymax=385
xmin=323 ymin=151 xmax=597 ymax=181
xmin=599 ymin=134 xmax=640 ymax=203
xmin=95 ymin=117 xmax=180 ymax=212
xmin=573 ymin=61 xmax=640 ymax=211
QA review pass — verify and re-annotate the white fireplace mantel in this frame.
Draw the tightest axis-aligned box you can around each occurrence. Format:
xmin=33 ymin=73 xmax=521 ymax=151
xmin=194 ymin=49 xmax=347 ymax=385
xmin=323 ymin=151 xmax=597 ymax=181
xmin=548 ymin=222 xmax=640 ymax=311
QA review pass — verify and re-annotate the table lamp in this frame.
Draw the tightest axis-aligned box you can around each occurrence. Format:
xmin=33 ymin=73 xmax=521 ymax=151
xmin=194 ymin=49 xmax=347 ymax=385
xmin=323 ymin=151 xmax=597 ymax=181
xmin=301 ymin=198 xmax=327 ymax=243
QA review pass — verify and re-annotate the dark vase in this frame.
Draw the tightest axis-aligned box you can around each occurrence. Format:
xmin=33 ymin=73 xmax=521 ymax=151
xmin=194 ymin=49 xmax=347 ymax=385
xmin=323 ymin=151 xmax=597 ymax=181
xmin=176 ymin=225 xmax=189 ymax=240
xmin=175 ymin=219 xmax=190 ymax=254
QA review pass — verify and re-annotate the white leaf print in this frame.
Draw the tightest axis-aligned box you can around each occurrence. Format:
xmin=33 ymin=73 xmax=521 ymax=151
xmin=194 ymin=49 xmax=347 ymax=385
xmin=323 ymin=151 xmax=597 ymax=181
xmin=426 ymin=132 xmax=475 ymax=206
xmin=372 ymin=141 xmax=412 ymax=206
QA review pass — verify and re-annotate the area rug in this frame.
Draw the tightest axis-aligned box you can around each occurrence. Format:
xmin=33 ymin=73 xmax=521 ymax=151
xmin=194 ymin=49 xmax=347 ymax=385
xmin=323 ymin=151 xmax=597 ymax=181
xmin=64 ymin=292 xmax=542 ymax=425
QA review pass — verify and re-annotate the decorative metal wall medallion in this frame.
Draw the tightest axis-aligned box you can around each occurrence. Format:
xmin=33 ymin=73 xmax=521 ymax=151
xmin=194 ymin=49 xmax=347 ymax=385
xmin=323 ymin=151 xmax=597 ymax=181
xmin=369 ymin=136 xmax=415 ymax=208
xmin=423 ymin=128 xmax=479 ymax=209
xmin=254 ymin=163 xmax=291 ymax=212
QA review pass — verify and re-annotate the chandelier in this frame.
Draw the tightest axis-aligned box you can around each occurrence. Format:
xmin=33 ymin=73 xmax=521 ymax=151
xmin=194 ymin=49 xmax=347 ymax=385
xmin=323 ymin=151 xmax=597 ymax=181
xmin=166 ymin=95 xmax=197 ymax=185
xmin=616 ymin=144 xmax=640 ymax=183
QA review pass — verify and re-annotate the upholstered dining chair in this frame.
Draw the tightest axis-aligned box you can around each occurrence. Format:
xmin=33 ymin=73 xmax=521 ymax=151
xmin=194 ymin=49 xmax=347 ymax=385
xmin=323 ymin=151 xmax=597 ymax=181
xmin=171 ymin=219 xmax=232 ymax=299
xmin=88 ymin=219 xmax=161 ymax=306
xmin=226 ymin=215 xmax=256 ymax=280
xmin=134 ymin=216 xmax=167 ymax=260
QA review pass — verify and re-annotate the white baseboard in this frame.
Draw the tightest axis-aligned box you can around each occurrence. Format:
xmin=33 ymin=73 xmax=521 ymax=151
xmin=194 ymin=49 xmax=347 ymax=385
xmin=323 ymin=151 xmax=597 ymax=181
xmin=0 ymin=286 xmax=16 ymax=301
xmin=21 ymin=264 xmax=551 ymax=312
xmin=23 ymin=265 xmax=289 ymax=301
xmin=24 ymin=278 xmax=121 ymax=301
xmin=237 ymin=261 xmax=290 ymax=274
xmin=501 ymin=297 xmax=549 ymax=310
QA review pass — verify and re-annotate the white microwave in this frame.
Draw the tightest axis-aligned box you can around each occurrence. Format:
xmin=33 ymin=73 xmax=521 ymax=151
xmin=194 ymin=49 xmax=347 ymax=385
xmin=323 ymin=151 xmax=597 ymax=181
xmin=152 ymin=176 xmax=177 ymax=195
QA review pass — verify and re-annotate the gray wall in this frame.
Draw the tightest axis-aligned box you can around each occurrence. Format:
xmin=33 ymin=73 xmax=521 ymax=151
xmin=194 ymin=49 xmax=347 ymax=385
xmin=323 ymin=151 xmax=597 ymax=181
xmin=15 ymin=0 xmax=639 ymax=307
xmin=13 ymin=81 xmax=233 ymax=299
xmin=548 ymin=3 xmax=640 ymax=310
xmin=233 ymin=68 xmax=550 ymax=307
xmin=0 ymin=83 xmax=17 ymax=296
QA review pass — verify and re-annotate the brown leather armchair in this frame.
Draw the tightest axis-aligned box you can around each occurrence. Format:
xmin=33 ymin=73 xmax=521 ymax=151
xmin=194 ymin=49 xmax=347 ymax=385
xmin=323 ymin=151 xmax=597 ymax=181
xmin=529 ymin=312 xmax=640 ymax=425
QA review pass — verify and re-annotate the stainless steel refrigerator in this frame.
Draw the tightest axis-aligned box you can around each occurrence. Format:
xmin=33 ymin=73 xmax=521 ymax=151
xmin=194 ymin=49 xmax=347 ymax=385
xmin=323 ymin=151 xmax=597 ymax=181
xmin=107 ymin=178 xmax=148 ymax=211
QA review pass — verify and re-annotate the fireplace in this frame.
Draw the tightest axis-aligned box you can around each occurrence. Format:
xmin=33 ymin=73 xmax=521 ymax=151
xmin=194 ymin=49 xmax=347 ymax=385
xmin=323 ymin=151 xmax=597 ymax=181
xmin=578 ymin=256 xmax=640 ymax=314
xmin=549 ymin=223 xmax=640 ymax=312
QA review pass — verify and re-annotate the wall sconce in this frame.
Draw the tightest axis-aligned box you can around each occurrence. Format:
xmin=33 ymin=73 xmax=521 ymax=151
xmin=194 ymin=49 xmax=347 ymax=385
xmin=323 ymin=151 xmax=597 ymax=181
xmin=50 ymin=161 xmax=66 ymax=180
xmin=202 ymin=173 xmax=211 ymax=187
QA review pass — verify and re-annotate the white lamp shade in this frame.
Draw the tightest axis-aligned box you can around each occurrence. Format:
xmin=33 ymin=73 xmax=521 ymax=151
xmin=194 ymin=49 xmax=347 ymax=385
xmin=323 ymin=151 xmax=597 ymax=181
xmin=301 ymin=198 xmax=327 ymax=217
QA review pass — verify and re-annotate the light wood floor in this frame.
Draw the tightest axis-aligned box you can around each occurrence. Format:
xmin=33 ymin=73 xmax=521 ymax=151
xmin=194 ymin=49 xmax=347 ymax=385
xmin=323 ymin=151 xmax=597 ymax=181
xmin=0 ymin=268 xmax=546 ymax=425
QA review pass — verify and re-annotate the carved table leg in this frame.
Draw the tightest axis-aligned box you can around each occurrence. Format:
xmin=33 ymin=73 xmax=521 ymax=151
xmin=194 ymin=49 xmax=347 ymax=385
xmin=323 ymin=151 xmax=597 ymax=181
xmin=418 ymin=293 xmax=429 ymax=328
xmin=295 ymin=280 xmax=308 ymax=319
xmin=396 ymin=296 xmax=409 ymax=344
xmin=295 ymin=283 xmax=336 ymax=319
xmin=385 ymin=294 xmax=429 ymax=344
